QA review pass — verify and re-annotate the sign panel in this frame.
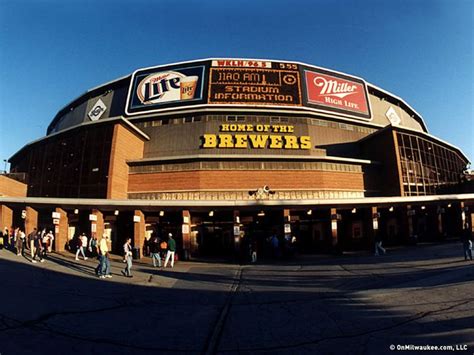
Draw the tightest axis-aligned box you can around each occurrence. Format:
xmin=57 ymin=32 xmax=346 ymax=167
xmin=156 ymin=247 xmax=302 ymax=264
xmin=126 ymin=63 xmax=207 ymax=115
xmin=209 ymin=61 xmax=302 ymax=106
xmin=303 ymin=68 xmax=371 ymax=119
xmin=88 ymin=99 xmax=107 ymax=121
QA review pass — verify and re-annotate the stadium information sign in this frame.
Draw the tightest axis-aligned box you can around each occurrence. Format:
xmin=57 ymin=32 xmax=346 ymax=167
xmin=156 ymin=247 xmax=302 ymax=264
xmin=208 ymin=60 xmax=302 ymax=106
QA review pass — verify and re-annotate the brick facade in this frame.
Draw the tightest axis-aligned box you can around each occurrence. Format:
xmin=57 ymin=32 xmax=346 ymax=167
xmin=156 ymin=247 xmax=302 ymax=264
xmin=0 ymin=175 xmax=27 ymax=197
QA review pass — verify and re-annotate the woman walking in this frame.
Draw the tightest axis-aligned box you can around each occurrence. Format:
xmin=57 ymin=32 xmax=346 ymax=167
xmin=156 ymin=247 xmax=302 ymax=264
xmin=121 ymin=238 xmax=133 ymax=278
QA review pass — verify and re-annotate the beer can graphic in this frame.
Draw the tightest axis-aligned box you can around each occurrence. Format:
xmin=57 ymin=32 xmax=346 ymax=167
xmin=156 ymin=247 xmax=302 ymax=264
xmin=180 ymin=76 xmax=198 ymax=100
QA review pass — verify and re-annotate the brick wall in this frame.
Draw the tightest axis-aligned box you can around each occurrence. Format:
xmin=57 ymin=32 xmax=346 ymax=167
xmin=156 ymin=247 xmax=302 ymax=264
xmin=128 ymin=170 xmax=364 ymax=192
xmin=107 ymin=124 xmax=145 ymax=199
xmin=0 ymin=175 xmax=27 ymax=197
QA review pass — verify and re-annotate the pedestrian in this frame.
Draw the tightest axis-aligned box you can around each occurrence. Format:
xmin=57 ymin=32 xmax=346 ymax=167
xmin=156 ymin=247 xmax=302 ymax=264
xmin=270 ymin=232 xmax=279 ymax=258
xmin=462 ymin=223 xmax=473 ymax=261
xmin=2 ymin=227 xmax=9 ymax=249
xmin=250 ymin=238 xmax=258 ymax=263
xmin=149 ymin=237 xmax=162 ymax=267
xmin=27 ymin=228 xmax=37 ymax=258
xmin=374 ymin=232 xmax=386 ymax=256
xmin=41 ymin=231 xmax=52 ymax=257
xmin=163 ymin=233 xmax=176 ymax=268
xmin=121 ymin=238 xmax=133 ymax=277
xmin=46 ymin=230 xmax=54 ymax=253
xmin=16 ymin=229 xmax=26 ymax=256
xmin=14 ymin=228 xmax=21 ymax=256
xmin=32 ymin=231 xmax=44 ymax=263
xmin=88 ymin=235 xmax=98 ymax=258
xmin=75 ymin=233 xmax=88 ymax=260
xmin=97 ymin=234 xmax=112 ymax=279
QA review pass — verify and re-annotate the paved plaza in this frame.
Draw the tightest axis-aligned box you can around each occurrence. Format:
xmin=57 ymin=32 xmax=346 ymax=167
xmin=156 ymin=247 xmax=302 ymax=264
xmin=0 ymin=242 xmax=473 ymax=354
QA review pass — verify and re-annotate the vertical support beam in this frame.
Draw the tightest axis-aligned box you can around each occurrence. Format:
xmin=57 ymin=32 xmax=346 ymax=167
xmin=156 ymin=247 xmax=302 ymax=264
xmin=437 ymin=206 xmax=444 ymax=237
xmin=0 ymin=205 xmax=13 ymax=232
xmin=133 ymin=210 xmax=145 ymax=259
xmin=233 ymin=210 xmax=241 ymax=255
xmin=91 ymin=209 xmax=104 ymax=240
xmin=330 ymin=208 xmax=338 ymax=247
xmin=25 ymin=206 xmax=38 ymax=236
xmin=407 ymin=205 xmax=414 ymax=240
xmin=55 ymin=208 xmax=69 ymax=252
xmin=182 ymin=210 xmax=191 ymax=260
xmin=371 ymin=206 xmax=379 ymax=244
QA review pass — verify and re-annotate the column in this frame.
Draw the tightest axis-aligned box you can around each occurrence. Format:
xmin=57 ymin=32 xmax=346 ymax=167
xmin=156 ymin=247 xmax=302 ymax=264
xmin=437 ymin=206 xmax=444 ymax=238
xmin=182 ymin=210 xmax=191 ymax=260
xmin=25 ymin=206 xmax=38 ymax=236
xmin=330 ymin=208 xmax=339 ymax=248
xmin=233 ymin=210 xmax=241 ymax=255
xmin=55 ymin=208 xmax=69 ymax=252
xmin=133 ymin=210 xmax=145 ymax=259
xmin=0 ymin=205 xmax=13 ymax=232
xmin=371 ymin=206 xmax=379 ymax=243
xmin=91 ymin=209 xmax=104 ymax=240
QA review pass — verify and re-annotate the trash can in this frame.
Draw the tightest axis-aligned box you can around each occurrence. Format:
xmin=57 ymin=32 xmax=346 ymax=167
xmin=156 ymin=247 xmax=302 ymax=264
xmin=132 ymin=247 xmax=140 ymax=260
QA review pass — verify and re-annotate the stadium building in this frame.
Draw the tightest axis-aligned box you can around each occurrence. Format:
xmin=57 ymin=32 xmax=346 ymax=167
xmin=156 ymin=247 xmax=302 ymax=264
xmin=1 ymin=58 xmax=473 ymax=258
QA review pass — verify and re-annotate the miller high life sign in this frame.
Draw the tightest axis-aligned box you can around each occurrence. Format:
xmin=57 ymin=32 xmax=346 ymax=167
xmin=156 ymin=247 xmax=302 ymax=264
xmin=304 ymin=69 xmax=371 ymax=118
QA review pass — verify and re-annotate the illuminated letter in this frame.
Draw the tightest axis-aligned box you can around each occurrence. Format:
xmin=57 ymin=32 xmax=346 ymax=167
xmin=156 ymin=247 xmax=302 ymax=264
xmin=299 ymin=136 xmax=312 ymax=149
xmin=269 ymin=135 xmax=283 ymax=149
xmin=202 ymin=134 xmax=217 ymax=148
xmin=218 ymin=134 xmax=234 ymax=148
xmin=234 ymin=134 xmax=248 ymax=148
xmin=220 ymin=124 xmax=230 ymax=132
xmin=283 ymin=136 xmax=299 ymax=149
xmin=248 ymin=135 xmax=269 ymax=148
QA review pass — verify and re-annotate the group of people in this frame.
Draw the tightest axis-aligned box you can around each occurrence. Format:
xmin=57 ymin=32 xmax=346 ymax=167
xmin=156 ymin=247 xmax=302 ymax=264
xmin=70 ymin=232 xmax=177 ymax=280
xmin=0 ymin=227 xmax=54 ymax=263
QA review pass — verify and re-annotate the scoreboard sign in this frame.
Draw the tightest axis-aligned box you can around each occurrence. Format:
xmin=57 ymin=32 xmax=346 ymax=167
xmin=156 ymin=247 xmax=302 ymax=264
xmin=208 ymin=60 xmax=302 ymax=106
xmin=303 ymin=68 xmax=371 ymax=119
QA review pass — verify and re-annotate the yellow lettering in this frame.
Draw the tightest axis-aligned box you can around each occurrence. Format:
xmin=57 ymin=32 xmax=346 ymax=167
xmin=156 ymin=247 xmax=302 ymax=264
xmin=236 ymin=124 xmax=247 ymax=132
xmin=220 ymin=124 xmax=230 ymax=132
xmin=202 ymin=134 xmax=217 ymax=148
xmin=269 ymin=135 xmax=283 ymax=148
xmin=287 ymin=126 xmax=294 ymax=133
xmin=299 ymin=136 xmax=312 ymax=149
xmin=234 ymin=134 xmax=248 ymax=148
xmin=248 ymin=135 xmax=269 ymax=148
xmin=218 ymin=134 xmax=234 ymax=148
xmin=283 ymin=136 xmax=299 ymax=149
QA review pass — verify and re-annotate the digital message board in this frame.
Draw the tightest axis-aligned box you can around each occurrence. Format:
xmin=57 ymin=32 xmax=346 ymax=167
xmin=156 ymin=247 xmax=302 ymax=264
xmin=126 ymin=62 xmax=207 ymax=115
xmin=208 ymin=60 xmax=302 ymax=107
xmin=302 ymin=67 xmax=371 ymax=119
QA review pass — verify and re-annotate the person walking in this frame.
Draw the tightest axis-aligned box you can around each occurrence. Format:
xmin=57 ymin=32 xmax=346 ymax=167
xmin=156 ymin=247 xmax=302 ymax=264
xmin=2 ymin=227 xmax=9 ymax=249
xmin=88 ymin=236 xmax=98 ymax=258
xmin=374 ymin=232 xmax=386 ymax=256
xmin=46 ymin=230 xmax=54 ymax=253
xmin=462 ymin=223 xmax=473 ymax=261
xmin=75 ymin=233 xmax=88 ymax=261
xmin=250 ymin=238 xmax=258 ymax=263
xmin=97 ymin=235 xmax=112 ymax=279
xmin=163 ymin=233 xmax=176 ymax=268
xmin=121 ymin=238 xmax=133 ymax=277
xmin=27 ymin=228 xmax=37 ymax=258
xmin=16 ymin=229 xmax=26 ymax=256
xmin=149 ymin=237 xmax=162 ymax=267
xmin=32 ymin=231 xmax=44 ymax=263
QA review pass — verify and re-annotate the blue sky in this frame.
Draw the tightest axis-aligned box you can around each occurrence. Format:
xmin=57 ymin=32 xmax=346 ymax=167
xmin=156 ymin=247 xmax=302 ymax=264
xmin=0 ymin=0 xmax=472 ymax=168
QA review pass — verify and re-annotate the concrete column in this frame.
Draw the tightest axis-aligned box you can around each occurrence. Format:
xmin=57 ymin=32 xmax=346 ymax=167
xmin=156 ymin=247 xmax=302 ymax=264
xmin=233 ymin=210 xmax=241 ymax=254
xmin=182 ymin=210 xmax=191 ymax=260
xmin=371 ymin=206 xmax=379 ymax=243
xmin=330 ymin=208 xmax=338 ymax=247
xmin=25 ymin=206 xmax=38 ymax=236
xmin=133 ymin=210 xmax=145 ymax=259
xmin=55 ymin=208 xmax=69 ymax=252
xmin=91 ymin=209 xmax=104 ymax=240
xmin=407 ymin=205 xmax=414 ymax=239
xmin=437 ymin=206 xmax=444 ymax=237
xmin=0 ymin=205 xmax=13 ymax=232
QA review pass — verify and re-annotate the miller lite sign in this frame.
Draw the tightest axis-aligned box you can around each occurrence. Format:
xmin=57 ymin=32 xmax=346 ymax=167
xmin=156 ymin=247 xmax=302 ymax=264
xmin=126 ymin=63 xmax=206 ymax=115
xmin=304 ymin=69 xmax=371 ymax=119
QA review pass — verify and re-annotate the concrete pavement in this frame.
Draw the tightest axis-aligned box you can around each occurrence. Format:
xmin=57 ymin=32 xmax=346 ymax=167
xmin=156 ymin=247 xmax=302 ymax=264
xmin=0 ymin=242 xmax=473 ymax=354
